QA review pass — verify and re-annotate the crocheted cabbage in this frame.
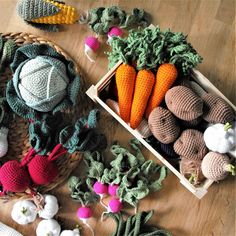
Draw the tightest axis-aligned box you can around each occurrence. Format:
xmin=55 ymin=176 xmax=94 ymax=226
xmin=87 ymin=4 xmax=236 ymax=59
xmin=107 ymin=27 xmax=203 ymax=75
xmin=6 ymin=44 xmax=80 ymax=120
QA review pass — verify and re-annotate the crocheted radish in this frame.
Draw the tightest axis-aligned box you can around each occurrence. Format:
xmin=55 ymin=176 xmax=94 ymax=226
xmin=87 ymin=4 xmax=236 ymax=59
xmin=130 ymin=69 xmax=155 ymax=129
xmin=107 ymin=27 xmax=123 ymax=44
xmin=36 ymin=219 xmax=61 ymax=236
xmin=84 ymin=36 xmax=100 ymax=62
xmin=145 ymin=63 xmax=178 ymax=118
xmin=108 ymin=198 xmax=123 ymax=213
xmin=77 ymin=206 xmax=94 ymax=236
xmin=0 ymin=127 xmax=8 ymax=158
xmin=201 ymin=152 xmax=235 ymax=181
xmin=93 ymin=181 xmax=108 ymax=196
xmin=0 ymin=160 xmax=30 ymax=194
xmin=116 ymin=64 xmax=136 ymax=122
xmin=108 ymin=184 xmax=119 ymax=196
xmin=204 ymin=122 xmax=236 ymax=154
xmin=11 ymin=200 xmax=37 ymax=225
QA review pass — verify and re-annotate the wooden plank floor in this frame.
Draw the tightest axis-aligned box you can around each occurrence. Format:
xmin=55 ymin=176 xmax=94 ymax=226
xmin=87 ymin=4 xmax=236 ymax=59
xmin=0 ymin=0 xmax=235 ymax=235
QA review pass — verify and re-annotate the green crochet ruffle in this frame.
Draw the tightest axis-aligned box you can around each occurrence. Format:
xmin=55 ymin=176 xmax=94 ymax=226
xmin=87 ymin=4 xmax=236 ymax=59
xmin=6 ymin=44 xmax=80 ymax=120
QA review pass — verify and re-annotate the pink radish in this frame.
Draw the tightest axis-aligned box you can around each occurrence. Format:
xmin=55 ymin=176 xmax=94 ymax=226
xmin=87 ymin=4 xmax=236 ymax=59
xmin=84 ymin=36 xmax=100 ymax=62
xmin=108 ymin=184 xmax=119 ymax=196
xmin=107 ymin=27 xmax=123 ymax=44
xmin=101 ymin=198 xmax=123 ymax=221
xmin=93 ymin=181 xmax=108 ymax=209
xmin=77 ymin=206 xmax=94 ymax=236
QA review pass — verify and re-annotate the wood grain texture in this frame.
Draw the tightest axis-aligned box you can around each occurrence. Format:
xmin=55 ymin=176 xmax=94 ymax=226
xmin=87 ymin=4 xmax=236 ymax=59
xmin=0 ymin=0 xmax=235 ymax=236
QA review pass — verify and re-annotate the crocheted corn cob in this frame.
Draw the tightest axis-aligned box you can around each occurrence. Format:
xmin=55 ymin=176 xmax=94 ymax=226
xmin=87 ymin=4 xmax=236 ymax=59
xmin=165 ymin=85 xmax=203 ymax=121
xmin=202 ymin=93 xmax=235 ymax=123
xmin=174 ymin=129 xmax=208 ymax=161
xmin=148 ymin=107 xmax=180 ymax=144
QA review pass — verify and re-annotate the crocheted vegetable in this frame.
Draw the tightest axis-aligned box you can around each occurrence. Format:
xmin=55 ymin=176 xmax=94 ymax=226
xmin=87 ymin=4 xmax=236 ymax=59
xmin=148 ymin=107 xmax=180 ymax=144
xmin=7 ymin=44 xmax=80 ymax=120
xmin=93 ymin=181 xmax=108 ymax=196
xmin=108 ymin=27 xmax=202 ymax=73
xmin=0 ymin=160 xmax=30 ymax=194
xmin=165 ymin=86 xmax=203 ymax=121
xmin=107 ymin=210 xmax=172 ymax=236
xmin=0 ymin=127 xmax=8 ymax=158
xmin=106 ymin=99 xmax=152 ymax=138
xmin=60 ymin=228 xmax=80 ymax=236
xmin=77 ymin=207 xmax=94 ymax=236
xmin=174 ymin=129 xmax=208 ymax=161
xmin=115 ymin=64 xmax=136 ymax=122
xmin=108 ymin=184 xmax=119 ymax=196
xmin=36 ymin=219 xmax=61 ymax=236
xmin=17 ymin=0 xmax=78 ymax=32
xmin=84 ymin=36 xmax=100 ymax=62
xmin=180 ymin=158 xmax=205 ymax=186
xmin=204 ymin=122 xmax=236 ymax=154
xmin=130 ymin=69 xmax=155 ymax=129
xmin=202 ymin=93 xmax=235 ymax=123
xmin=107 ymin=27 xmax=123 ymax=44
xmin=179 ymin=116 xmax=202 ymax=128
xmin=201 ymin=152 xmax=235 ymax=181
xmin=0 ymin=221 xmax=23 ymax=236
xmin=38 ymin=194 xmax=59 ymax=219
xmin=107 ymin=198 xmax=123 ymax=213
xmin=145 ymin=64 xmax=178 ymax=117
xmin=11 ymin=200 xmax=37 ymax=225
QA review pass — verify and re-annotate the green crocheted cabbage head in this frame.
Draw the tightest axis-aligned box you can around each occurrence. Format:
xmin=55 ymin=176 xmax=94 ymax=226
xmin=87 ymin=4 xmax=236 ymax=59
xmin=6 ymin=44 xmax=80 ymax=120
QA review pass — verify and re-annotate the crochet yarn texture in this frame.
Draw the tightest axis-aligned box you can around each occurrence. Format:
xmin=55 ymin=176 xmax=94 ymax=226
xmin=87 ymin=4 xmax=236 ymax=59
xmin=0 ymin=222 xmax=23 ymax=236
xmin=165 ymin=86 xmax=203 ymax=121
xmin=202 ymin=93 xmax=235 ymax=124
xmin=6 ymin=44 xmax=80 ymax=120
xmin=148 ymin=107 xmax=180 ymax=144
xmin=174 ymin=129 xmax=208 ymax=161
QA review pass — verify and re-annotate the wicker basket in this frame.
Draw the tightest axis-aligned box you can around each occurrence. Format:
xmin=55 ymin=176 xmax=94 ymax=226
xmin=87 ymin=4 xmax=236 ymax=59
xmin=0 ymin=32 xmax=92 ymax=199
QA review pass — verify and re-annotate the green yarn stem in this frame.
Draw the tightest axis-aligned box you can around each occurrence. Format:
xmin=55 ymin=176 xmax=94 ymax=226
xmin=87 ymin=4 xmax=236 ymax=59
xmin=188 ymin=174 xmax=196 ymax=184
xmin=107 ymin=27 xmax=202 ymax=75
xmin=84 ymin=6 xmax=151 ymax=35
xmin=108 ymin=211 xmax=172 ymax=236
xmin=226 ymin=164 xmax=235 ymax=176
xmin=224 ymin=122 xmax=232 ymax=131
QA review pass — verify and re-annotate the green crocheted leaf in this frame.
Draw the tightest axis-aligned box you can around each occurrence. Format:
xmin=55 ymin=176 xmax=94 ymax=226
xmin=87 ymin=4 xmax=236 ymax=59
xmin=149 ymin=166 xmax=167 ymax=192
xmin=87 ymin=161 xmax=104 ymax=180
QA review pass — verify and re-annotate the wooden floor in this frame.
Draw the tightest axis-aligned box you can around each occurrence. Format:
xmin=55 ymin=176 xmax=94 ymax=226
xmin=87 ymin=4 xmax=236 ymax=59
xmin=0 ymin=0 xmax=235 ymax=235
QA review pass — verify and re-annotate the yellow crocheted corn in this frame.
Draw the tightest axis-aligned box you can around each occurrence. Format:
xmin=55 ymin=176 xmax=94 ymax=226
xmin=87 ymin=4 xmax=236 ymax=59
xmin=31 ymin=0 xmax=78 ymax=24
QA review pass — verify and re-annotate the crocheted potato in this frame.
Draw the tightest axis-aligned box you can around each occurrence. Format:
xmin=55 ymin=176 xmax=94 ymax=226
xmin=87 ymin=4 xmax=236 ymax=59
xmin=165 ymin=86 xmax=203 ymax=121
xmin=148 ymin=107 xmax=180 ymax=144
xmin=180 ymin=116 xmax=202 ymax=128
xmin=174 ymin=129 xmax=208 ymax=161
xmin=202 ymin=93 xmax=235 ymax=123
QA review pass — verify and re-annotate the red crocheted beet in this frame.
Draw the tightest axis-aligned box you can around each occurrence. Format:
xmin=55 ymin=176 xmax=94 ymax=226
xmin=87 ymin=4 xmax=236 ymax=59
xmin=0 ymin=160 xmax=30 ymax=193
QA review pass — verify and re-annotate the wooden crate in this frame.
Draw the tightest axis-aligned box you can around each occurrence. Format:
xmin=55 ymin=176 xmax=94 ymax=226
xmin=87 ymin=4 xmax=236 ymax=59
xmin=86 ymin=60 xmax=236 ymax=199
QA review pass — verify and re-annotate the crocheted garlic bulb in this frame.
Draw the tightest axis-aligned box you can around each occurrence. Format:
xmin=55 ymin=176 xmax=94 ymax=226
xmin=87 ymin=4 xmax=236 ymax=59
xmin=165 ymin=86 xmax=203 ymax=121
xmin=60 ymin=228 xmax=80 ymax=236
xmin=84 ymin=36 xmax=100 ymax=62
xmin=202 ymin=93 xmax=235 ymax=123
xmin=148 ymin=107 xmax=180 ymax=144
xmin=0 ymin=160 xmax=30 ymax=193
xmin=36 ymin=219 xmax=61 ymax=236
xmin=201 ymin=152 xmax=235 ymax=181
xmin=107 ymin=27 xmax=123 ymax=44
xmin=0 ymin=221 xmax=23 ymax=236
xmin=174 ymin=129 xmax=208 ymax=161
xmin=17 ymin=56 xmax=69 ymax=112
xmin=0 ymin=127 xmax=9 ymax=158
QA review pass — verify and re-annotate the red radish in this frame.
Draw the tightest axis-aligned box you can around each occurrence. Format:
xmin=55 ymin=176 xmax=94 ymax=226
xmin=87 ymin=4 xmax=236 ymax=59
xmin=107 ymin=27 xmax=123 ymax=44
xmin=77 ymin=206 xmax=94 ymax=236
xmin=93 ymin=181 xmax=108 ymax=196
xmin=108 ymin=198 xmax=123 ymax=213
xmin=84 ymin=36 xmax=100 ymax=62
xmin=108 ymin=184 xmax=119 ymax=196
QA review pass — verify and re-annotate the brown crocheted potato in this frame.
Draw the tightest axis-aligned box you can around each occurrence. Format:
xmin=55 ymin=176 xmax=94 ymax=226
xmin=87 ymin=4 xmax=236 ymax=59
xmin=165 ymin=86 xmax=203 ymax=121
xmin=180 ymin=116 xmax=202 ymax=128
xmin=202 ymin=93 xmax=235 ymax=123
xmin=174 ymin=129 xmax=208 ymax=161
xmin=148 ymin=107 xmax=180 ymax=144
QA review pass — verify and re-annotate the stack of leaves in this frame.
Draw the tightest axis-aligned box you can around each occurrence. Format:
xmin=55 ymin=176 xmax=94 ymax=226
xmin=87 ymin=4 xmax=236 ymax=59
xmin=107 ymin=27 xmax=202 ymax=75
xmin=107 ymin=210 xmax=172 ymax=236
xmin=84 ymin=139 xmax=167 ymax=207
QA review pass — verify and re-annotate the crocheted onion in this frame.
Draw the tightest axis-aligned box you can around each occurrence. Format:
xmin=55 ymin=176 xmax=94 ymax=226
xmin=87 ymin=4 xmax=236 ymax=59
xmin=165 ymin=86 xmax=203 ymax=121
xmin=201 ymin=152 xmax=235 ymax=181
xmin=202 ymin=93 xmax=235 ymax=123
xmin=174 ymin=129 xmax=208 ymax=161
xmin=148 ymin=107 xmax=180 ymax=144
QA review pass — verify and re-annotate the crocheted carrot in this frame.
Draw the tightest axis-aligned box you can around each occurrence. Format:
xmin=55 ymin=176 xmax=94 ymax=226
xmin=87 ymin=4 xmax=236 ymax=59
xmin=130 ymin=70 xmax=155 ymax=129
xmin=145 ymin=63 xmax=178 ymax=118
xmin=116 ymin=64 xmax=136 ymax=122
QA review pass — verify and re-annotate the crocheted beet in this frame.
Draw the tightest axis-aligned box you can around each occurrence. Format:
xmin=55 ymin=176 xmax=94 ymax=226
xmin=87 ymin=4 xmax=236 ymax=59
xmin=201 ymin=152 xmax=234 ymax=181
xmin=202 ymin=93 xmax=234 ymax=123
xmin=148 ymin=107 xmax=180 ymax=144
xmin=0 ymin=160 xmax=30 ymax=193
xmin=174 ymin=129 xmax=208 ymax=161
xmin=165 ymin=86 xmax=203 ymax=121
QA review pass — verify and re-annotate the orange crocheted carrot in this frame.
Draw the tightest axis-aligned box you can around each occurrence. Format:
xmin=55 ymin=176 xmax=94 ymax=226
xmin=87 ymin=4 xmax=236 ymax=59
xmin=130 ymin=70 xmax=155 ymax=129
xmin=116 ymin=64 xmax=136 ymax=122
xmin=145 ymin=63 xmax=178 ymax=118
